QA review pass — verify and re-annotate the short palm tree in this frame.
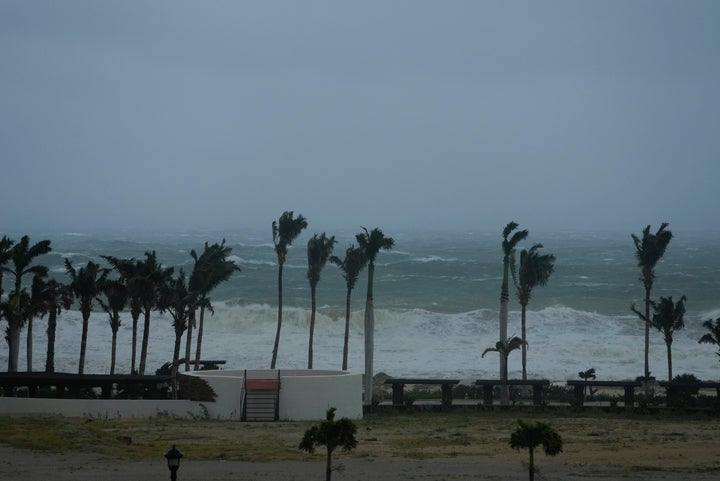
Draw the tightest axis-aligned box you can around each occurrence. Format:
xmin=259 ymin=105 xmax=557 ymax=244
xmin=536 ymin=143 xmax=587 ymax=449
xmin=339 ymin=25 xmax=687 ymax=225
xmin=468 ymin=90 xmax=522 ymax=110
xmin=189 ymin=239 xmax=240 ymax=370
xmin=510 ymin=419 xmax=563 ymax=481
xmin=2 ymin=235 xmax=51 ymax=372
xmin=271 ymin=211 xmax=308 ymax=369
xmin=306 ymin=233 xmax=337 ymax=369
xmin=499 ymin=222 xmax=527 ymax=403
xmin=98 ymin=278 xmax=128 ymax=375
xmin=481 ymin=336 xmax=527 ymax=380
xmin=65 ymin=259 xmax=108 ymax=374
xmin=356 ymin=227 xmax=394 ymax=405
xmin=633 ymin=295 xmax=687 ymax=381
xmin=157 ymin=269 xmax=191 ymax=398
xmin=299 ymin=407 xmax=358 ymax=481
xmin=631 ymin=223 xmax=672 ymax=388
xmin=32 ymin=278 xmax=73 ymax=373
xmin=699 ymin=317 xmax=720 ymax=361
xmin=330 ymin=245 xmax=366 ymax=371
xmin=514 ymin=243 xmax=555 ymax=380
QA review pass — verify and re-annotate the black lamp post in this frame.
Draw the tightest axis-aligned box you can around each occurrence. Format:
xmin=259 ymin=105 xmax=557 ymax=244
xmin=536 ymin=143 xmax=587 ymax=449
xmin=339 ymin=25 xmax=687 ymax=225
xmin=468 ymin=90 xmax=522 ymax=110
xmin=164 ymin=444 xmax=183 ymax=481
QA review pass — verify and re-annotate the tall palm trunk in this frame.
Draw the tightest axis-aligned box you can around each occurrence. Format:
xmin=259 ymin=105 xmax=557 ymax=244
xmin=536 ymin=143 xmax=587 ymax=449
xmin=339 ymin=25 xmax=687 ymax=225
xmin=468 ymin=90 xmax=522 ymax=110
xmin=45 ymin=309 xmax=57 ymax=372
xmin=643 ymin=285 xmax=651 ymax=392
xmin=110 ymin=326 xmax=118 ymax=375
xmin=665 ymin=338 xmax=673 ymax=381
xmin=130 ymin=311 xmax=140 ymax=374
xmin=271 ymin=263 xmax=284 ymax=369
xmin=78 ymin=311 xmax=91 ymax=374
xmin=363 ymin=263 xmax=375 ymax=406
xmin=521 ymin=303 xmax=528 ymax=381
xmin=499 ymin=261 xmax=511 ymax=405
xmin=8 ymin=323 xmax=21 ymax=373
xmin=194 ymin=305 xmax=206 ymax=370
xmin=342 ymin=287 xmax=352 ymax=371
xmin=185 ymin=308 xmax=195 ymax=371
xmin=139 ymin=308 xmax=151 ymax=375
xmin=26 ymin=317 xmax=33 ymax=372
xmin=171 ymin=330 xmax=183 ymax=399
xmin=308 ymin=285 xmax=317 ymax=369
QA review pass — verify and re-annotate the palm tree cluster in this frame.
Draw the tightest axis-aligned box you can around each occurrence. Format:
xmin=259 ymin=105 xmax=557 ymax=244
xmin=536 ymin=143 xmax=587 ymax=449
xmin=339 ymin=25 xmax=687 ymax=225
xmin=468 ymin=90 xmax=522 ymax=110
xmin=1 ymin=214 xmax=396 ymax=396
xmin=630 ymin=223 xmax=687 ymax=383
xmin=485 ymin=222 xmax=555 ymax=404
xmin=270 ymin=212 xmax=394 ymax=403
xmin=0 ymin=234 xmax=239 ymax=396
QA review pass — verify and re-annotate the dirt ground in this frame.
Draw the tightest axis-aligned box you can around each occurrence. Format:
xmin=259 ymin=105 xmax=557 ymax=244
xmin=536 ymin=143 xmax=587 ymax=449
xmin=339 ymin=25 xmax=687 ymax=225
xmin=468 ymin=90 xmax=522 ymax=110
xmin=1 ymin=409 xmax=719 ymax=480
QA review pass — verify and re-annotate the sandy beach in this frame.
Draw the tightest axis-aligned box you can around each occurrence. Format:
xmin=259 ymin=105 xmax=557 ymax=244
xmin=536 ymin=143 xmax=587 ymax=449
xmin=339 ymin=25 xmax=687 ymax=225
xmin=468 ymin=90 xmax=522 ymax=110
xmin=1 ymin=409 xmax=719 ymax=481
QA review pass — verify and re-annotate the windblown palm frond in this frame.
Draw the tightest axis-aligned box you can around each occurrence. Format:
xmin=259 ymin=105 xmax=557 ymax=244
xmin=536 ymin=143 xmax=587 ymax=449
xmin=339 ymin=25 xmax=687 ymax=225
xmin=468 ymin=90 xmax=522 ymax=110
xmin=482 ymin=336 xmax=527 ymax=358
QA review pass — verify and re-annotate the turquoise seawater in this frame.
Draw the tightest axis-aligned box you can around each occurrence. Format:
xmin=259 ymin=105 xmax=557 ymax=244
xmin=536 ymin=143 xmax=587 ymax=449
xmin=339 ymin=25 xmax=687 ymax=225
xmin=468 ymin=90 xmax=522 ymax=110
xmin=3 ymin=228 xmax=720 ymax=381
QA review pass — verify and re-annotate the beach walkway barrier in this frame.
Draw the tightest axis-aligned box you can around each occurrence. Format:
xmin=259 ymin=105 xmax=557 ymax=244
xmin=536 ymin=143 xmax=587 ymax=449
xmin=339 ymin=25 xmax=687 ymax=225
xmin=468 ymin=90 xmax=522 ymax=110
xmin=658 ymin=380 xmax=720 ymax=407
xmin=475 ymin=379 xmax=550 ymax=406
xmin=188 ymin=359 xmax=227 ymax=370
xmin=0 ymin=372 xmax=174 ymax=399
xmin=566 ymin=380 xmax=642 ymax=410
xmin=384 ymin=378 xmax=460 ymax=406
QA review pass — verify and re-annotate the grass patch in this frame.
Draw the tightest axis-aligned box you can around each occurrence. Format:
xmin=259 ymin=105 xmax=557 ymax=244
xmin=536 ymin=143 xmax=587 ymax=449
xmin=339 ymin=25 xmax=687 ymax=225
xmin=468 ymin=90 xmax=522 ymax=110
xmin=0 ymin=409 xmax=718 ymax=471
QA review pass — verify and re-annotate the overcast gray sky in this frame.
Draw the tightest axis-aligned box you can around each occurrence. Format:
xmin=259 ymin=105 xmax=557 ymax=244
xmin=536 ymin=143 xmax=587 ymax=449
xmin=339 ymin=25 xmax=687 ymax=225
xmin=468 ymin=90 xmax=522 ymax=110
xmin=1 ymin=1 xmax=718 ymax=234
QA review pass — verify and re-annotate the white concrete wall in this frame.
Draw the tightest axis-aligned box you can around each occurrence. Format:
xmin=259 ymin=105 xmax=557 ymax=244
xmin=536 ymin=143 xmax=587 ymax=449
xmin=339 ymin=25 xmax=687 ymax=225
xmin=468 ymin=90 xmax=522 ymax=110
xmin=0 ymin=370 xmax=363 ymax=421
xmin=186 ymin=373 xmax=243 ymax=420
xmin=278 ymin=372 xmax=363 ymax=420
xmin=189 ymin=369 xmax=363 ymax=421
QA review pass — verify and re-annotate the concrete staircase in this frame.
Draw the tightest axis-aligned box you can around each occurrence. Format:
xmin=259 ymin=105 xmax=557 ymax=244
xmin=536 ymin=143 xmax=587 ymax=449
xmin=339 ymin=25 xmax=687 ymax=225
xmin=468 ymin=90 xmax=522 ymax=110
xmin=242 ymin=372 xmax=280 ymax=421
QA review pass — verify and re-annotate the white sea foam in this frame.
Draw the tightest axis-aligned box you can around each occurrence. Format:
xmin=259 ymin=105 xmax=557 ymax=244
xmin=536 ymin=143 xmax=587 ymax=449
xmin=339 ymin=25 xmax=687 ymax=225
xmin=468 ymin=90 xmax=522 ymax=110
xmin=15 ymin=303 xmax=718 ymax=383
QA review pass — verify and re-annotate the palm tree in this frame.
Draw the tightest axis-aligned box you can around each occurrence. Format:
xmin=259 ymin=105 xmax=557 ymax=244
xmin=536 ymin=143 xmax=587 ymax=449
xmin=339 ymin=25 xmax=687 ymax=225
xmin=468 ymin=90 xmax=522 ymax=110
xmin=514 ymin=243 xmax=555 ymax=380
xmin=499 ymin=222 xmax=528 ymax=404
xmin=306 ymin=233 xmax=337 ymax=369
xmin=134 ymin=251 xmax=173 ymax=375
xmin=509 ymin=419 xmax=563 ymax=481
xmin=28 ymin=275 xmax=54 ymax=371
xmin=632 ymin=295 xmax=687 ymax=381
xmin=330 ymin=245 xmax=366 ymax=371
xmin=299 ymin=407 xmax=358 ymax=481
xmin=2 ymin=235 xmax=51 ymax=372
xmin=189 ymin=239 xmax=240 ymax=371
xmin=631 ymin=223 xmax=672 ymax=389
xmin=65 ymin=259 xmax=108 ymax=374
xmin=699 ymin=317 xmax=720 ymax=361
xmin=102 ymin=255 xmax=144 ymax=374
xmin=0 ymin=235 xmax=14 ymax=297
xmin=271 ymin=211 xmax=308 ymax=369
xmin=0 ymin=236 xmax=14 ymax=364
xmin=157 ymin=270 xmax=191 ymax=398
xmin=98 ymin=278 xmax=128 ymax=375
xmin=356 ymin=226 xmax=394 ymax=405
xmin=0 ymin=289 xmax=32 ymax=374
xmin=32 ymin=278 xmax=73 ymax=373
xmin=481 ymin=336 xmax=527 ymax=381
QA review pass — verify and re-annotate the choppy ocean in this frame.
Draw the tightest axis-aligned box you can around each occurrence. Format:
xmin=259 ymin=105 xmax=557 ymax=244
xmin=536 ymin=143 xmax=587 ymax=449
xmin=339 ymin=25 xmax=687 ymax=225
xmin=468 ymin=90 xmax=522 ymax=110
xmin=3 ymin=228 xmax=720 ymax=382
